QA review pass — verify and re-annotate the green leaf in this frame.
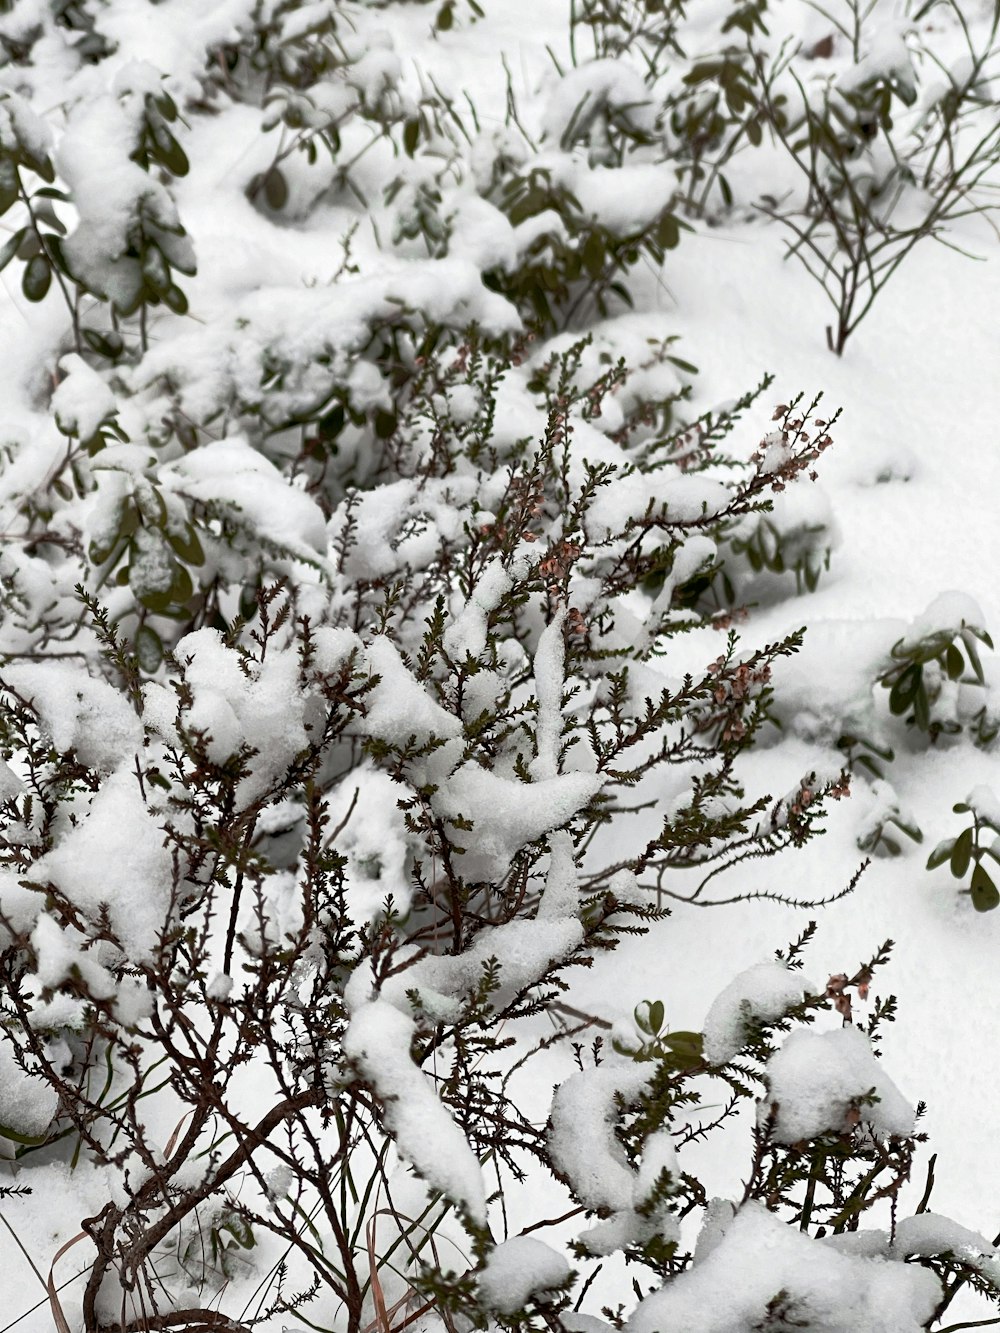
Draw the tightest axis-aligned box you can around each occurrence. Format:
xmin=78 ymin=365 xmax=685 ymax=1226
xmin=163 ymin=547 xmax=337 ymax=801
xmin=662 ymin=1029 xmax=702 ymax=1060
xmin=945 ymin=641 xmax=965 ymax=680
xmin=169 ymin=561 xmax=195 ymax=606
xmin=374 ymin=408 xmax=397 ymax=440
xmin=436 ymin=1 xmax=454 ymax=28
xmin=135 ymin=624 xmax=164 ymax=673
xmin=745 ymin=115 xmax=763 ymax=148
xmin=141 ymin=242 xmax=170 ymax=294
xmin=156 ymin=92 xmax=178 ymax=122
xmin=646 ymin=1000 xmax=665 ymax=1035
xmin=167 ymin=522 xmax=205 ymax=566
xmin=264 ymin=167 xmax=288 ymax=210
xmin=83 ymin=328 xmax=125 ymax=359
xmin=0 ymin=1121 xmax=50 ymax=1147
xmin=21 ymin=252 xmax=51 ymax=301
xmin=154 ymin=127 xmax=189 ymax=178
xmin=403 ymin=118 xmax=420 ymax=158
xmin=22 ymin=152 xmax=55 ymax=184
xmin=951 ymin=827 xmax=974 ymax=879
xmin=656 ymin=214 xmax=681 ymax=250
xmin=162 ymin=284 xmax=188 ymax=315
xmin=888 ymin=663 xmax=921 ymax=715
xmin=318 ymin=404 xmax=345 ymax=441
xmin=971 ymin=861 xmax=1000 ymax=912
xmin=0 ymin=227 xmax=26 ymax=273
xmin=0 ymin=175 xmax=18 ymax=216
xmin=44 ymin=233 xmax=71 ymax=278
xmin=582 ymin=229 xmax=605 ymax=278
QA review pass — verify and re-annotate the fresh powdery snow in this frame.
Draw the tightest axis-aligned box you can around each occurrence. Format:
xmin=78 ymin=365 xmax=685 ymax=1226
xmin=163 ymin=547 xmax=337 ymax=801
xmin=2 ymin=660 xmax=142 ymax=772
xmin=478 ymin=1236 xmax=571 ymax=1313
xmin=342 ymin=993 xmax=487 ymax=1224
xmin=33 ymin=771 xmax=174 ymax=960
xmin=702 ymin=961 xmax=814 ymax=1064
xmin=761 ymin=1026 xmax=915 ymax=1144
xmin=628 ymin=1203 xmax=941 ymax=1333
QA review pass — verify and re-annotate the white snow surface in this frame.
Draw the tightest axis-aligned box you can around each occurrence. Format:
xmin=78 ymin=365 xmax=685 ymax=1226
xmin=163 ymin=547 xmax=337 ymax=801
xmin=702 ymin=961 xmax=814 ymax=1064
xmin=478 ymin=1236 xmax=571 ymax=1313
xmin=628 ymin=1203 xmax=941 ymax=1333
xmin=761 ymin=1025 xmax=915 ymax=1144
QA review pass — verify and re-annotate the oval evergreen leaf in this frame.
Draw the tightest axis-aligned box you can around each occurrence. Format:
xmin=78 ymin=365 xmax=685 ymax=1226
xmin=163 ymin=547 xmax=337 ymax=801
xmin=21 ymin=252 xmax=51 ymax=301
xmin=951 ymin=827 xmax=974 ymax=879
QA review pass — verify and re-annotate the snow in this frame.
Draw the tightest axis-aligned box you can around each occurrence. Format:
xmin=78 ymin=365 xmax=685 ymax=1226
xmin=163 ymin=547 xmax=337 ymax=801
xmin=51 ymin=353 xmax=116 ymax=440
xmin=0 ymin=1041 xmax=58 ymax=1140
xmin=761 ymin=1025 xmax=915 ymax=1144
xmin=34 ymin=770 xmax=174 ymax=960
xmin=167 ymin=628 xmax=313 ymax=808
xmin=478 ymin=1236 xmax=571 ymax=1313
xmin=893 ymin=1213 xmax=1000 ymax=1288
xmin=378 ymin=916 xmax=585 ymax=1019
xmin=165 ymin=436 xmax=330 ymax=562
xmin=548 ymin=1063 xmax=653 ymax=1213
xmin=634 ymin=1129 xmax=682 ymax=1206
xmin=629 ymin=1203 xmax=941 ymax=1333
xmin=444 ymin=557 xmax=514 ymax=659
xmin=2 ymin=661 xmax=142 ymax=772
xmin=364 ymin=636 xmax=462 ymax=746
xmin=702 ymin=961 xmax=814 ymax=1064
xmin=343 ymin=995 xmax=487 ymax=1223
xmin=432 ymin=762 xmax=602 ymax=884
xmin=541 ymin=59 xmax=653 ymax=147
xmin=0 ymin=758 xmax=23 ymax=801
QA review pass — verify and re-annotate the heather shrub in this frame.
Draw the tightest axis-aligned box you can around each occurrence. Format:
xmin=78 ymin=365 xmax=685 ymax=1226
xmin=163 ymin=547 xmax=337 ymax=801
xmin=0 ymin=2 xmax=998 ymax=1332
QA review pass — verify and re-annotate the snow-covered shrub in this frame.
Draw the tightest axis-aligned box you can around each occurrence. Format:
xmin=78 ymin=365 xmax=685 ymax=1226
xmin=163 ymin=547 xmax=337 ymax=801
xmin=554 ymin=933 xmax=1000 ymax=1333
xmin=3 ymin=312 xmax=996 ymax=1327
xmin=0 ymin=316 xmax=870 ymax=1329
xmin=753 ymin=0 xmax=1000 ymax=353
xmin=878 ymin=591 xmax=995 ymax=742
xmin=1 ymin=2 xmax=999 ymax=1331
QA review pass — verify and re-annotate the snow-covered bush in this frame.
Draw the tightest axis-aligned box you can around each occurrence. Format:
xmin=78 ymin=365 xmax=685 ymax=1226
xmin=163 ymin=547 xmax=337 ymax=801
xmin=0 ymin=318 xmax=860 ymax=1326
xmin=753 ymin=0 xmax=1000 ymax=353
xmin=0 ymin=1 xmax=999 ymax=1331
